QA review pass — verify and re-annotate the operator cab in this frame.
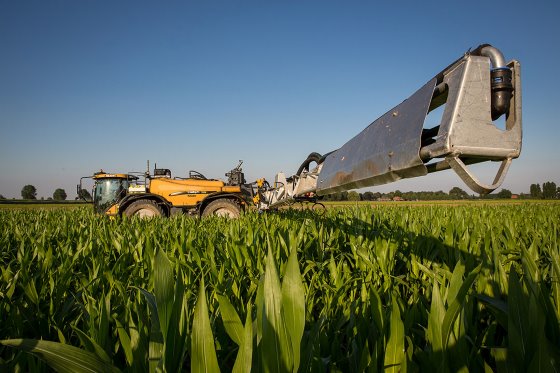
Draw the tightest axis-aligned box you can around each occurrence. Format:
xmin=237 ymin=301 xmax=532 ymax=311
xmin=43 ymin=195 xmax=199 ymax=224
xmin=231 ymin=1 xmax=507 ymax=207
xmin=89 ymin=172 xmax=138 ymax=213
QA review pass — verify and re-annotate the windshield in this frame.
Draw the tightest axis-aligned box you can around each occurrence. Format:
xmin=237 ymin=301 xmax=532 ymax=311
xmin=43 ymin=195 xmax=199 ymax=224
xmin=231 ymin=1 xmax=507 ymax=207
xmin=94 ymin=178 xmax=129 ymax=213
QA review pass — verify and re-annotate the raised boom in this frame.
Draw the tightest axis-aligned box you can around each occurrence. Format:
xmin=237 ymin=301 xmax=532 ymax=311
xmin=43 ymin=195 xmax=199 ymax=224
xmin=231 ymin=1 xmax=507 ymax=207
xmin=257 ymin=44 xmax=521 ymax=209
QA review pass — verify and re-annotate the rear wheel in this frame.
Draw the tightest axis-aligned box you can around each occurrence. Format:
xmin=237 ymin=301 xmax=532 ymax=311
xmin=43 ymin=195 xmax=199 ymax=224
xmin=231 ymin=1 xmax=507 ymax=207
xmin=201 ymin=199 xmax=241 ymax=218
xmin=123 ymin=200 xmax=164 ymax=218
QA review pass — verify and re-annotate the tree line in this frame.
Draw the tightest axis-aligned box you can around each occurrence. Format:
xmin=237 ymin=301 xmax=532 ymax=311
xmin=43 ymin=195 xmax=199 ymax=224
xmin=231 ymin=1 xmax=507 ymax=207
xmin=322 ymin=181 xmax=560 ymax=201
xmin=529 ymin=182 xmax=559 ymax=199
xmin=1 ymin=182 xmax=558 ymax=202
xmin=0 ymin=185 xmax=92 ymax=201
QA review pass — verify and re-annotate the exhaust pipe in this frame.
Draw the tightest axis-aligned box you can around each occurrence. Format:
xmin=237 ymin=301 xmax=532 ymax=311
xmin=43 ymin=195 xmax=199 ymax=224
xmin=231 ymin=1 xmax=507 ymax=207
xmin=478 ymin=45 xmax=514 ymax=120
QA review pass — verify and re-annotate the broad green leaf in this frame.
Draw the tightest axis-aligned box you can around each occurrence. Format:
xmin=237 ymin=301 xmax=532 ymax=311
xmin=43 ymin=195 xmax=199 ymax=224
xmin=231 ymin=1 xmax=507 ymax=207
xmin=73 ymin=327 xmax=112 ymax=365
xmin=191 ymin=278 xmax=220 ymax=373
xmin=358 ymin=339 xmax=372 ymax=373
xmin=97 ymin=291 xmax=111 ymax=355
xmin=232 ymin=303 xmax=253 ymax=373
xmin=129 ymin=304 xmax=149 ymax=373
xmin=446 ymin=261 xmax=465 ymax=305
xmin=261 ymin=248 xmax=293 ymax=373
xmin=256 ymin=275 xmax=264 ymax=345
xmin=136 ymin=287 xmax=163 ymax=373
xmin=23 ymin=279 xmax=39 ymax=306
xmin=507 ymin=269 xmax=528 ymax=371
xmin=0 ymin=339 xmax=120 ymax=373
xmin=217 ymin=294 xmax=244 ymax=346
xmin=114 ymin=319 xmax=133 ymax=367
xmin=163 ymin=279 xmax=188 ymax=373
xmin=299 ymin=317 xmax=323 ymax=373
xmin=384 ymin=297 xmax=404 ymax=373
xmin=281 ymin=246 xmax=305 ymax=372
xmin=527 ymin=304 xmax=550 ymax=372
xmin=442 ymin=264 xmax=480 ymax=348
xmin=427 ymin=280 xmax=444 ymax=353
xmin=369 ymin=288 xmax=383 ymax=334
xmin=154 ymin=249 xmax=174 ymax=340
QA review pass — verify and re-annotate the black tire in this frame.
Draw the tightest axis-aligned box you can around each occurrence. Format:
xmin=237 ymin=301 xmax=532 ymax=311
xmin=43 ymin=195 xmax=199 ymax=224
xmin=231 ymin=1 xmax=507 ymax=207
xmin=201 ymin=199 xmax=241 ymax=218
xmin=123 ymin=200 xmax=164 ymax=218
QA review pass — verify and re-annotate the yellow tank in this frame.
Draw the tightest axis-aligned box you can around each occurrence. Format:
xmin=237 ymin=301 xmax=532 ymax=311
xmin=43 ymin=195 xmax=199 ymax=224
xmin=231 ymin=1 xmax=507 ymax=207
xmin=149 ymin=178 xmax=241 ymax=206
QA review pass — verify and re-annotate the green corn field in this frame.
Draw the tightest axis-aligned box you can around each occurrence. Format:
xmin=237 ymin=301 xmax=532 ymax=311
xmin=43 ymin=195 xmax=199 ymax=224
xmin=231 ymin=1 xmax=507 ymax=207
xmin=1 ymin=203 xmax=559 ymax=372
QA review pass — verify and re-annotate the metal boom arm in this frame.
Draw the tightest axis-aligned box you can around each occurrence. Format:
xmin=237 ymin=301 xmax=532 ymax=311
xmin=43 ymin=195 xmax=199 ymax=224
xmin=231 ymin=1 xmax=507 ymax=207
xmin=257 ymin=44 xmax=521 ymax=209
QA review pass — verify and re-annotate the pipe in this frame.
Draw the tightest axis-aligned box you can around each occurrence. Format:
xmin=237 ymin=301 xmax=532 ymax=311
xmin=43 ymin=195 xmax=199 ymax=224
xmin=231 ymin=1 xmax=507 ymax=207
xmin=475 ymin=45 xmax=514 ymax=120
xmin=479 ymin=45 xmax=507 ymax=68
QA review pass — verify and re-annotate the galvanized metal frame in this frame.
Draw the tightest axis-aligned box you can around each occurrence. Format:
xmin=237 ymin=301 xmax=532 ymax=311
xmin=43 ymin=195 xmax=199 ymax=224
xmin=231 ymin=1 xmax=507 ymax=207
xmin=259 ymin=47 xmax=522 ymax=208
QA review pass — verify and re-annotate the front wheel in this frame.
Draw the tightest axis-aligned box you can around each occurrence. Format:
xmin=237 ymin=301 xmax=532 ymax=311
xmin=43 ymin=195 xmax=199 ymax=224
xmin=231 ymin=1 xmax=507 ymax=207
xmin=201 ymin=199 xmax=241 ymax=218
xmin=123 ymin=200 xmax=164 ymax=218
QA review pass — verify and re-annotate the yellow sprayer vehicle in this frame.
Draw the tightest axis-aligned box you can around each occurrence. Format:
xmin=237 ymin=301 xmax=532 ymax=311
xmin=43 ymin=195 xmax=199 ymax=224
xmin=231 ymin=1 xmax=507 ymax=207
xmin=78 ymin=161 xmax=251 ymax=218
xmin=80 ymin=44 xmax=522 ymax=217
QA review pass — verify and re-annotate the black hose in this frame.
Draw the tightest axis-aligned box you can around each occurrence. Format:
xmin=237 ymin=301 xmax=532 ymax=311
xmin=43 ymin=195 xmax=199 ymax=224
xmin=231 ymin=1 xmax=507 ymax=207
xmin=296 ymin=152 xmax=323 ymax=176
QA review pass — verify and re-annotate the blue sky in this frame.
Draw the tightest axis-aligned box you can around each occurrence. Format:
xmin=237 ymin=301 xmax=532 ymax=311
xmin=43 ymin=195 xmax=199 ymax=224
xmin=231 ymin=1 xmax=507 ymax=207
xmin=1 ymin=0 xmax=559 ymax=199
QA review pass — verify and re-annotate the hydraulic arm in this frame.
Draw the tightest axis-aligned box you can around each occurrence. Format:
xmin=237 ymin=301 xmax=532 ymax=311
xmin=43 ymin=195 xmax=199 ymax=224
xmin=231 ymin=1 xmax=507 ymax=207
xmin=257 ymin=44 xmax=521 ymax=210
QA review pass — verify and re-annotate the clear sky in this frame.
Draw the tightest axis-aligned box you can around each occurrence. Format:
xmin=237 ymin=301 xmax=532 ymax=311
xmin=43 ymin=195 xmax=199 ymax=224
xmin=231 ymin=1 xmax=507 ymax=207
xmin=1 ymin=0 xmax=559 ymax=199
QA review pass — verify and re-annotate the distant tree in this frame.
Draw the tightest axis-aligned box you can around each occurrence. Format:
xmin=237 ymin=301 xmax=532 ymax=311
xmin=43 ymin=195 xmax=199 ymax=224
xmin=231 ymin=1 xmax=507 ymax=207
xmin=435 ymin=190 xmax=450 ymax=200
xmin=542 ymin=182 xmax=558 ymax=199
xmin=326 ymin=193 xmax=339 ymax=201
xmin=449 ymin=187 xmax=469 ymax=199
xmin=0 ymin=194 xmax=5 ymax=200
xmin=403 ymin=191 xmax=416 ymax=201
xmin=530 ymin=183 xmax=542 ymax=199
xmin=78 ymin=188 xmax=92 ymax=201
xmin=21 ymin=185 xmax=37 ymax=200
xmin=327 ymin=192 xmax=347 ymax=201
xmin=347 ymin=191 xmax=361 ymax=201
xmin=53 ymin=188 xmax=67 ymax=201
xmin=496 ymin=189 xmax=512 ymax=199
xmin=362 ymin=191 xmax=374 ymax=201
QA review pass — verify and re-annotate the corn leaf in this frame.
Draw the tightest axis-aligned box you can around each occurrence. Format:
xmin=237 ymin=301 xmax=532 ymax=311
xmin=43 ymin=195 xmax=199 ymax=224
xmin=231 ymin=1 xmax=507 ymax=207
xmin=507 ymin=269 xmax=528 ymax=371
xmin=0 ymin=339 xmax=120 ymax=373
xmin=384 ymin=297 xmax=404 ymax=372
xmin=191 ymin=278 xmax=220 ymax=373
xmin=261 ymin=248 xmax=293 ymax=373
xmin=135 ymin=287 xmax=163 ymax=373
xmin=163 ymin=279 xmax=188 ymax=373
xmin=232 ymin=303 xmax=253 ymax=373
xmin=281 ymin=246 xmax=305 ymax=372
xmin=442 ymin=264 xmax=480 ymax=348
xmin=114 ymin=319 xmax=133 ymax=367
xmin=154 ymin=249 xmax=174 ymax=340
xmin=428 ymin=280 xmax=444 ymax=353
xmin=446 ymin=261 xmax=465 ymax=305
xmin=72 ymin=327 xmax=112 ymax=365
xmin=217 ymin=294 xmax=244 ymax=346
